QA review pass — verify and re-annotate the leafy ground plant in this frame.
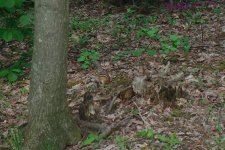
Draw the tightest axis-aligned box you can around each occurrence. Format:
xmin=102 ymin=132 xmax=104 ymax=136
xmin=0 ymin=0 xmax=33 ymax=42
xmin=136 ymin=128 xmax=155 ymax=140
xmin=136 ymin=128 xmax=182 ymax=149
xmin=157 ymin=132 xmax=182 ymax=149
xmin=8 ymin=128 xmax=24 ymax=150
xmin=71 ymin=17 xmax=104 ymax=32
xmin=0 ymin=50 xmax=32 ymax=82
xmin=77 ymin=50 xmax=100 ymax=69
xmin=81 ymin=133 xmax=99 ymax=147
xmin=137 ymin=27 xmax=160 ymax=39
xmin=115 ymin=135 xmax=130 ymax=149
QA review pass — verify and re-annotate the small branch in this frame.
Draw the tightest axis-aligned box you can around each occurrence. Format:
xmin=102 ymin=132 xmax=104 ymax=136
xmin=99 ymin=115 xmax=132 ymax=139
xmin=94 ymin=95 xmax=112 ymax=102
xmin=132 ymin=100 xmax=150 ymax=127
xmin=106 ymin=93 xmax=120 ymax=114
xmin=106 ymin=86 xmax=133 ymax=114
xmin=77 ymin=118 xmax=107 ymax=131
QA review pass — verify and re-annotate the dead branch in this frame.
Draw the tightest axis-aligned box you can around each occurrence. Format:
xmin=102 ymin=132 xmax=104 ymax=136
xmin=106 ymin=92 xmax=120 ymax=114
xmin=132 ymin=100 xmax=150 ymax=127
xmin=77 ymin=118 xmax=107 ymax=131
xmin=99 ymin=115 xmax=132 ymax=139
xmin=106 ymin=86 xmax=133 ymax=114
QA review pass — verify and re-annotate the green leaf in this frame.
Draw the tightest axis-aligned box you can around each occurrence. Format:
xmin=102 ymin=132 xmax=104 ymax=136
xmin=81 ymin=63 xmax=90 ymax=69
xmin=136 ymin=130 xmax=147 ymax=138
xmin=132 ymin=49 xmax=144 ymax=57
xmin=7 ymin=72 xmax=18 ymax=82
xmin=81 ymin=133 xmax=99 ymax=147
xmin=12 ymin=68 xmax=22 ymax=73
xmin=170 ymin=34 xmax=179 ymax=42
xmin=4 ymin=0 xmax=15 ymax=8
xmin=14 ymin=0 xmax=23 ymax=7
xmin=146 ymin=128 xmax=154 ymax=139
xmin=19 ymin=15 xmax=31 ymax=26
xmin=77 ymin=56 xmax=86 ymax=62
xmin=149 ymin=28 xmax=158 ymax=34
xmin=169 ymin=133 xmax=181 ymax=145
xmin=21 ymin=62 xmax=31 ymax=68
xmin=136 ymin=128 xmax=155 ymax=139
xmin=216 ymin=124 xmax=223 ymax=133
xmin=184 ymin=45 xmax=190 ymax=52
xmin=158 ymin=135 xmax=168 ymax=142
xmin=13 ymin=30 xmax=24 ymax=41
xmin=0 ymin=69 xmax=9 ymax=77
xmin=214 ymin=8 xmax=221 ymax=16
xmin=137 ymin=28 xmax=150 ymax=37
xmin=3 ymin=30 xmax=13 ymax=42
xmin=147 ymin=50 xmax=157 ymax=55
xmin=0 ymin=0 xmax=5 ymax=7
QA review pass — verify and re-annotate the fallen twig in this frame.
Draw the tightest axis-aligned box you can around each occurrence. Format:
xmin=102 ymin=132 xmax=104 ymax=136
xmin=106 ymin=92 xmax=120 ymax=114
xmin=106 ymin=86 xmax=133 ymax=114
xmin=132 ymin=100 xmax=150 ymax=127
xmin=77 ymin=118 xmax=107 ymax=132
xmin=99 ymin=115 xmax=132 ymax=138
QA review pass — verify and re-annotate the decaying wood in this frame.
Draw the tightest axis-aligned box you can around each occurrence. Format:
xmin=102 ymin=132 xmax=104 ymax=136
xmin=99 ymin=115 xmax=132 ymax=139
xmin=94 ymin=95 xmax=112 ymax=102
xmin=77 ymin=118 xmax=107 ymax=131
xmin=77 ymin=115 xmax=132 ymax=139
xmin=131 ymin=62 xmax=187 ymax=109
xmin=132 ymin=100 xmax=150 ymax=127
xmin=106 ymin=85 xmax=134 ymax=114
xmin=79 ymin=92 xmax=95 ymax=120
xmin=106 ymin=92 xmax=120 ymax=114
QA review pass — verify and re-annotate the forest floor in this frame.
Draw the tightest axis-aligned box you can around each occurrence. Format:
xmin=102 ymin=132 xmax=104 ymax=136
xmin=0 ymin=1 xmax=225 ymax=150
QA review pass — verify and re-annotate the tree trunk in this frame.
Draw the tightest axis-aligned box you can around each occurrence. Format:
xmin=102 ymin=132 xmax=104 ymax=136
xmin=22 ymin=0 xmax=80 ymax=149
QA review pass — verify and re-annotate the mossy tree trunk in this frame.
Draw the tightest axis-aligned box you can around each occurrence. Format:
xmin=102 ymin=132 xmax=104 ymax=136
xmin=22 ymin=0 xmax=80 ymax=149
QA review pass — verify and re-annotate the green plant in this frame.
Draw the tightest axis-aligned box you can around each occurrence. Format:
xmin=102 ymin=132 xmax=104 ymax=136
xmin=136 ymin=128 xmax=182 ymax=149
xmin=77 ymin=50 xmax=100 ymax=69
xmin=20 ymin=87 xmax=29 ymax=95
xmin=191 ymin=12 xmax=204 ymax=24
xmin=131 ymin=49 xmax=145 ymax=57
xmin=160 ymin=34 xmax=182 ymax=54
xmin=112 ymin=24 xmax=125 ymax=38
xmin=8 ymin=128 xmax=24 ymax=150
xmin=182 ymin=36 xmax=191 ymax=58
xmin=167 ymin=16 xmax=175 ymax=25
xmin=214 ymin=8 xmax=222 ymax=16
xmin=128 ymin=108 xmax=139 ymax=115
xmin=170 ymin=34 xmax=181 ymax=48
xmin=0 ymin=67 xmax=22 ymax=82
xmin=131 ymin=15 xmax=151 ymax=25
xmin=0 ymin=50 xmax=32 ymax=82
xmin=71 ymin=17 xmax=103 ymax=32
xmin=0 ymin=0 xmax=33 ymax=42
xmin=214 ymin=135 xmax=225 ymax=149
xmin=137 ymin=27 xmax=160 ymax=39
xmin=77 ymin=35 xmax=87 ymax=46
xmin=115 ymin=136 xmax=130 ymax=149
xmin=207 ymin=104 xmax=214 ymax=113
xmin=149 ymin=16 xmax=157 ymax=24
xmin=136 ymin=128 xmax=155 ymax=140
xmin=146 ymin=49 xmax=157 ymax=55
xmin=157 ymin=133 xmax=182 ymax=148
xmin=124 ymin=8 xmax=136 ymax=21
xmin=0 ymin=92 xmax=10 ymax=110
xmin=95 ymin=42 xmax=103 ymax=49
xmin=81 ymin=133 xmax=99 ymax=147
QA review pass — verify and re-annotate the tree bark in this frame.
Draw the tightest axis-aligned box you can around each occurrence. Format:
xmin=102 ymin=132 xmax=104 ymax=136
xmin=22 ymin=0 xmax=80 ymax=149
